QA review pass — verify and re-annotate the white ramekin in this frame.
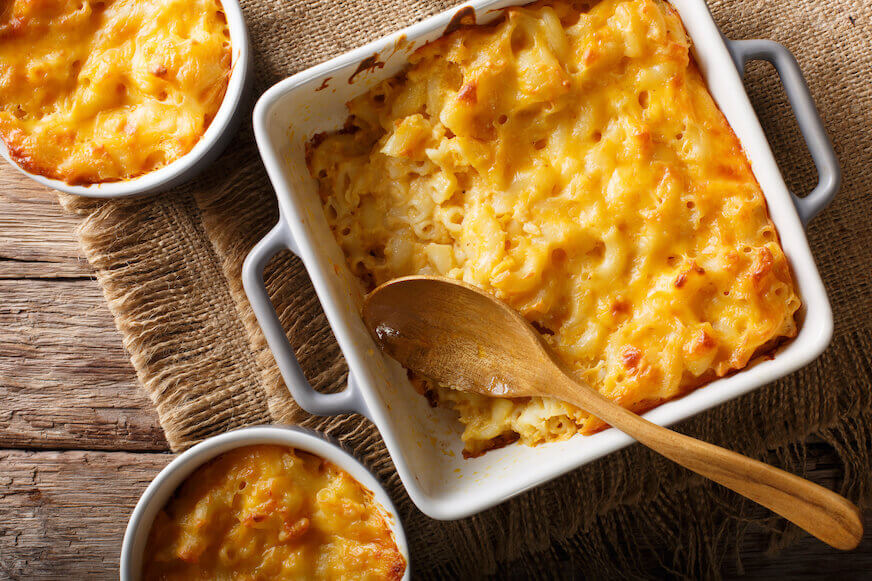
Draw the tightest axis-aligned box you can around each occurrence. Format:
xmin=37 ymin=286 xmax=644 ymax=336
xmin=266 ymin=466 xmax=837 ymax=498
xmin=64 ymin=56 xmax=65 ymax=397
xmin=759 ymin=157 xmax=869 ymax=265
xmin=119 ymin=426 xmax=410 ymax=581
xmin=0 ymin=0 xmax=252 ymax=198
xmin=244 ymin=0 xmax=838 ymax=521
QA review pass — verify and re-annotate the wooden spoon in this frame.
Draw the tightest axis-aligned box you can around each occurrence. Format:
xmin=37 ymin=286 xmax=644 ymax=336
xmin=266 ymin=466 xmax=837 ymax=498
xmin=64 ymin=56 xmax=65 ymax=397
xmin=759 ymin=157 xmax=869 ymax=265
xmin=363 ymin=275 xmax=863 ymax=550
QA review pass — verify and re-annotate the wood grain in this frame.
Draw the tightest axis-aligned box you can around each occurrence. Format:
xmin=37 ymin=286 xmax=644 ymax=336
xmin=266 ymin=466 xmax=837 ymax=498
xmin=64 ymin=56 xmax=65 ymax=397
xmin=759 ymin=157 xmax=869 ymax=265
xmin=0 ymin=183 xmax=167 ymax=451
xmin=0 ymin=449 xmax=172 ymax=580
xmin=0 ymin=186 xmax=89 ymax=276
xmin=0 ymin=278 xmax=167 ymax=451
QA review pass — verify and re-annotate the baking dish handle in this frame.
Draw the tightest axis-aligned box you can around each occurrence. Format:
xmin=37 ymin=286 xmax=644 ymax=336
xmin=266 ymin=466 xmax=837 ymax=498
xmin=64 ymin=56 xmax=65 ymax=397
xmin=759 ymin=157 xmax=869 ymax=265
xmin=242 ymin=221 xmax=370 ymax=418
xmin=726 ymin=39 xmax=840 ymax=225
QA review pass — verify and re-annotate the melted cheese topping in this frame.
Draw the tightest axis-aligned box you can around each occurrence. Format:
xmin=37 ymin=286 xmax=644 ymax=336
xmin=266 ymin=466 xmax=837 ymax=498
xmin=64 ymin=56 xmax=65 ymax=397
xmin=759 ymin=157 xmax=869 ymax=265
xmin=0 ymin=0 xmax=231 ymax=184
xmin=306 ymin=0 xmax=800 ymax=456
xmin=144 ymin=445 xmax=406 ymax=580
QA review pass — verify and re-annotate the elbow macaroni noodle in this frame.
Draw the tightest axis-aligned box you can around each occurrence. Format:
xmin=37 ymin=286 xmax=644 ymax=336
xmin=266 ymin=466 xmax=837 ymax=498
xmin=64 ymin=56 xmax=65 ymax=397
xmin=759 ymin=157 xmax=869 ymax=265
xmin=306 ymin=0 xmax=800 ymax=456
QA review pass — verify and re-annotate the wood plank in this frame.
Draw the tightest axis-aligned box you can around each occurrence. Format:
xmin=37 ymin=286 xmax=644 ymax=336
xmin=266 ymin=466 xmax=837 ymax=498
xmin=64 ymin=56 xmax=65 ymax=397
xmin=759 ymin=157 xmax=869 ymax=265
xmin=0 ymin=259 xmax=93 ymax=280
xmin=0 ymin=167 xmax=167 ymax=451
xmin=0 ymin=278 xmax=167 ymax=451
xmin=0 ymin=182 xmax=89 ymax=276
xmin=0 ymin=449 xmax=172 ymax=580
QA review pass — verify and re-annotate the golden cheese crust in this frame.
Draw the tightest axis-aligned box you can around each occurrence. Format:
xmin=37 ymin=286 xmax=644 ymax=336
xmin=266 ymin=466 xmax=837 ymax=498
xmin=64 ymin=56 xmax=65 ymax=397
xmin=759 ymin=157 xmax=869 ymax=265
xmin=0 ymin=0 xmax=231 ymax=184
xmin=143 ymin=445 xmax=406 ymax=580
xmin=306 ymin=0 xmax=801 ymax=456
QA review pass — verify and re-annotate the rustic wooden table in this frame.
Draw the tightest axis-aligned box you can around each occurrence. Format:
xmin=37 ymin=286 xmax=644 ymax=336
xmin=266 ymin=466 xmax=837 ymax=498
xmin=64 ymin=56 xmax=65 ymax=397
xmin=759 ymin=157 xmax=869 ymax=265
xmin=1 ymin=169 xmax=870 ymax=578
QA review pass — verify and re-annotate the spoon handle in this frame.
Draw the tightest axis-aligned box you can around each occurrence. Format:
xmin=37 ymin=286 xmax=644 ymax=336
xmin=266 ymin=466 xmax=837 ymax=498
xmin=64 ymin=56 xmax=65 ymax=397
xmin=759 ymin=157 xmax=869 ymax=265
xmin=551 ymin=375 xmax=863 ymax=551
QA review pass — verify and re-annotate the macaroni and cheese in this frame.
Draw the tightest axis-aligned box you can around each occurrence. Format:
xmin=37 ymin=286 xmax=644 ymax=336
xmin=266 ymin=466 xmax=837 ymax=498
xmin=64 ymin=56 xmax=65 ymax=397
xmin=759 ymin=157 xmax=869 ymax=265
xmin=306 ymin=0 xmax=801 ymax=456
xmin=144 ymin=445 xmax=406 ymax=580
xmin=0 ymin=0 xmax=231 ymax=184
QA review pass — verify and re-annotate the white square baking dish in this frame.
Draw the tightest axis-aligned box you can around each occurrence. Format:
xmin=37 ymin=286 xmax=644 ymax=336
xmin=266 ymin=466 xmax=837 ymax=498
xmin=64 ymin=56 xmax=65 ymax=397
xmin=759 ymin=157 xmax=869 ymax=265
xmin=244 ymin=0 xmax=838 ymax=520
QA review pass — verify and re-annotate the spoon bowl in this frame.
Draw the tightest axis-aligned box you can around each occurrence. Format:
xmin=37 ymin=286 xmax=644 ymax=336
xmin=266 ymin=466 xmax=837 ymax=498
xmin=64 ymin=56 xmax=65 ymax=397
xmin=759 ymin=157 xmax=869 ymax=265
xmin=363 ymin=276 xmax=560 ymax=399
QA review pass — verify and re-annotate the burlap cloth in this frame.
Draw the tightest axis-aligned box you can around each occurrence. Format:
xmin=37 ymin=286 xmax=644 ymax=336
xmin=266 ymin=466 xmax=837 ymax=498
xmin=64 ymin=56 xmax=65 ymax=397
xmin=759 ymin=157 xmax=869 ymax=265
xmin=56 ymin=0 xmax=871 ymax=577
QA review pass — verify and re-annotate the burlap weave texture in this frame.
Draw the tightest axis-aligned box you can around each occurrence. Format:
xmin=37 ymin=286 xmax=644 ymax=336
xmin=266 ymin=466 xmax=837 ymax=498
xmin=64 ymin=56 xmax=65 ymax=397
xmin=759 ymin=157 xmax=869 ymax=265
xmin=58 ymin=0 xmax=872 ymax=577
